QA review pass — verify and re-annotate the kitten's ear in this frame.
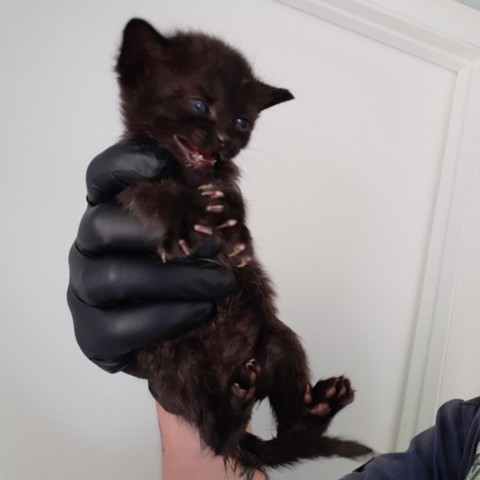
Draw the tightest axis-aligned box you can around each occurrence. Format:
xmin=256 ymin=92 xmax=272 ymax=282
xmin=116 ymin=18 xmax=170 ymax=86
xmin=256 ymin=81 xmax=294 ymax=111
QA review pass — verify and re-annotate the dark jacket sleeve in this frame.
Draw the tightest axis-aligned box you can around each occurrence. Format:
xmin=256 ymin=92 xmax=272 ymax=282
xmin=341 ymin=397 xmax=480 ymax=480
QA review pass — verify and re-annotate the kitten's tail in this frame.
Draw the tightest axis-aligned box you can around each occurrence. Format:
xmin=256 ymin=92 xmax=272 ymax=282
xmin=234 ymin=430 xmax=373 ymax=471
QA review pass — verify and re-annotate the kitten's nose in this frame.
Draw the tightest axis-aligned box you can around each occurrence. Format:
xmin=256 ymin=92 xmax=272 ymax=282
xmin=216 ymin=133 xmax=226 ymax=145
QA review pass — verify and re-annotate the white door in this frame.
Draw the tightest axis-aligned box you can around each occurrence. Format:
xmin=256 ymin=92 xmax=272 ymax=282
xmin=248 ymin=1 xmax=480 ymax=478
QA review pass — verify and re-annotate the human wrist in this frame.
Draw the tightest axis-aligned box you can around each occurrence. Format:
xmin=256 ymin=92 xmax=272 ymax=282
xmin=155 ymin=403 xmax=266 ymax=480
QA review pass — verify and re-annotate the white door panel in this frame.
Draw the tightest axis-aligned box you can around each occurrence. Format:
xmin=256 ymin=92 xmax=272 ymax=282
xmin=266 ymin=1 xmax=480 ymax=478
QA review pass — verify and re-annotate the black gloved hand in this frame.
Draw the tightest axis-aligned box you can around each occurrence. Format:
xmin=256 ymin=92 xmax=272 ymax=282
xmin=67 ymin=140 xmax=235 ymax=373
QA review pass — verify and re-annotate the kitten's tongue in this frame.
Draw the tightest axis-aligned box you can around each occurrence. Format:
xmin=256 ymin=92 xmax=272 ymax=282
xmin=174 ymin=135 xmax=216 ymax=167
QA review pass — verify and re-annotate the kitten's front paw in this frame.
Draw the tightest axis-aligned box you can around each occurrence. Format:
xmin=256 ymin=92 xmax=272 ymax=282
xmin=195 ymin=184 xmax=254 ymax=268
xmin=304 ymin=376 xmax=354 ymax=418
xmin=225 ymin=233 xmax=254 ymax=268
xmin=193 ymin=185 xmax=232 ymax=236
xmin=159 ymin=239 xmax=194 ymax=262
xmin=196 ymin=183 xmax=239 ymax=233
xmin=157 ymin=184 xmax=231 ymax=261
xmin=159 ymin=225 xmax=212 ymax=261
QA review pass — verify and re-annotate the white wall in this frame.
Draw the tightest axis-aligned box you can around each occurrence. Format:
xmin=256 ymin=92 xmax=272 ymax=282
xmin=1 ymin=1 xmax=478 ymax=480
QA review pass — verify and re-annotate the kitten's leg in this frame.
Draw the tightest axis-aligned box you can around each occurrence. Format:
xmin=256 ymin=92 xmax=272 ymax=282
xmin=264 ymin=324 xmax=354 ymax=436
xmin=263 ymin=323 xmax=312 ymax=434
xmin=148 ymin=350 xmax=260 ymax=459
xmin=208 ymin=359 xmax=260 ymax=455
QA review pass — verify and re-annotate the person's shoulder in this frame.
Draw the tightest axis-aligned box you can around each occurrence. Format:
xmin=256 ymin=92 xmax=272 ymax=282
xmin=438 ymin=397 xmax=480 ymax=419
xmin=438 ymin=397 xmax=480 ymax=479
xmin=462 ymin=397 xmax=480 ymax=408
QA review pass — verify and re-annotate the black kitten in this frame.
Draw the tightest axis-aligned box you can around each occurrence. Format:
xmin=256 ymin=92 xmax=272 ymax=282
xmin=115 ymin=18 xmax=372 ymax=472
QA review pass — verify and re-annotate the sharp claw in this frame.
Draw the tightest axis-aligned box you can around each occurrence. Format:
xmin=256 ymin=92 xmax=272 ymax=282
xmin=217 ymin=219 xmax=238 ymax=229
xmin=178 ymin=239 xmax=191 ymax=256
xmin=198 ymin=184 xmax=215 ymax=191
xmin=228 ymin=244 xmax=246 ymax=257
xmin=194 ymin=224 xmax=214 ymax=235
xmin=201 ymin=190 xmax=224 ymax=198
xmin=237 ymin=256 xmax=252 ymax=268
xmin=206 ymin=204 xmax=224 ymax=213
xmin=160 ymin=249 xmax=168 ymax=263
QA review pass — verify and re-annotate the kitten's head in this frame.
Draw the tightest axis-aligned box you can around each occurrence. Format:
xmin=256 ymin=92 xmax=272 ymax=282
xmin=116 ymin=19 xmax=293 ymax=178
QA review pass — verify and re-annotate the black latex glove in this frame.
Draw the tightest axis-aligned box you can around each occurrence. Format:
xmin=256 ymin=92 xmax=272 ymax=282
xmin=67 ymin=140 xmax=235 ymax=373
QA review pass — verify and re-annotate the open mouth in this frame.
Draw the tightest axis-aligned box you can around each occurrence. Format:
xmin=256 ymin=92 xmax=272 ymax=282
xmin=173 ymin=135 xmax=217 ymax=168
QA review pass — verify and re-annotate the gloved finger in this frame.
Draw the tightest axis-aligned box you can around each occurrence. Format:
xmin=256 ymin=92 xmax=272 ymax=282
xmin=68 ymin=287 xmax=216 ymax=372
xmin=189 ymin=235 xmax=225 ymax=259
xmin=86 ymin=140 xmax=172 ymax=205
xmin=76 ymin=201 xmax=158 ymax=254
xmin=77 ymin=201 xmax=225 ymax=257
xmin=69 ymin=243 xmax=235 ymax=306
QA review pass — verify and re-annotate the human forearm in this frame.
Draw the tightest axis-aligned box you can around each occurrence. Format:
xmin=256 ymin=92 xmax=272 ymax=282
xmin=156 ymin=403 xmax=266 ymax=480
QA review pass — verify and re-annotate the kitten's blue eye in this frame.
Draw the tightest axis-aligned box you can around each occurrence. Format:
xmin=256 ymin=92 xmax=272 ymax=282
xmin=235 ymin=117 xmax=251 ymax=132
xmin=189 ymin=98 xmax=209 ymax=114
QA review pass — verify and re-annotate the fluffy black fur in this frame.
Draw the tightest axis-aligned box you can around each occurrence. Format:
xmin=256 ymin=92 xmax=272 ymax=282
xmin=115 ymin=18 xmax=372 ymax=472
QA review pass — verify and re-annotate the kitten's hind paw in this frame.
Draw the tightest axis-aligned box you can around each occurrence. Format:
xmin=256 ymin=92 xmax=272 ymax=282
xmin=230 ymin=359 xmax=260 ymax=405
xmin=306 ymin=376 xmax=355 ymax=418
